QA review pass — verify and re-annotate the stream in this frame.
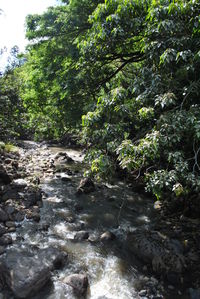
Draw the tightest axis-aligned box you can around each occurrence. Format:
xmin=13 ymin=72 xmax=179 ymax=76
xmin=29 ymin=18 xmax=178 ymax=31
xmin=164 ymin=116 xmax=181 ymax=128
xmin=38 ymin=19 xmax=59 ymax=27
xmin=9 ymin=142 xmax=165 ymax=299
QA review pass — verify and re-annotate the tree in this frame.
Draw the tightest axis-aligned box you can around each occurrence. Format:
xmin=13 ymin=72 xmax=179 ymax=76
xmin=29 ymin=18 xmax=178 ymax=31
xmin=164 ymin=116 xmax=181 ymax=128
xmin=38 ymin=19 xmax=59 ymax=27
xmin=19 ymin=0 xmax=200 ymax=200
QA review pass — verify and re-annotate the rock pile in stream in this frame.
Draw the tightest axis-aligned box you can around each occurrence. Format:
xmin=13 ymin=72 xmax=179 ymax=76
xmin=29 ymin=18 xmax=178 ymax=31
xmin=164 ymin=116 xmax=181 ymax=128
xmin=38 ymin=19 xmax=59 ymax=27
xmin=0 ymin=150 xmax=42 ymax=252
xmin=1 ymin=142 xmax=200 ymax=299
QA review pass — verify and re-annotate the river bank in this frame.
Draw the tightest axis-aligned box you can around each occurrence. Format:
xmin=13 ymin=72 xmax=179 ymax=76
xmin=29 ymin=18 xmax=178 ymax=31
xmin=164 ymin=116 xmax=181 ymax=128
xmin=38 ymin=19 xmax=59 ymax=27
xmin=0 ymin=141 xmax=199 ymax=299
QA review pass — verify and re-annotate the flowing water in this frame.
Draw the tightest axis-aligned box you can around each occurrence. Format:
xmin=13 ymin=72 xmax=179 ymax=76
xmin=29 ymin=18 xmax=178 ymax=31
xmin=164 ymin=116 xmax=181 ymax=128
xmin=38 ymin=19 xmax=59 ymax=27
xmin=11 ymin=143 xmax=160 ymax=299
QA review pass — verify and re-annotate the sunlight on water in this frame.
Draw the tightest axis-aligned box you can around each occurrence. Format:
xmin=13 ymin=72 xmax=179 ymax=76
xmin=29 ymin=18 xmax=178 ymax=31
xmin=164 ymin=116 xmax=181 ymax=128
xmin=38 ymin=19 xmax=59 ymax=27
xmin=89 ymin=256 xmax=137 ymax=299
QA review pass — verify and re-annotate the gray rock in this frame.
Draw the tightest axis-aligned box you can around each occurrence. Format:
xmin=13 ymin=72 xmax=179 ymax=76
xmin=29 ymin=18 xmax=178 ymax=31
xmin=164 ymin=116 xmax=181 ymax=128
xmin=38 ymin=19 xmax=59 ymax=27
xmin=0 ymin=224 xmax=6 ymax=236
xmin=2 ymin=189 xmax=19 ymax=201
xmin=7 ymin=227 xmax=16 ymax=233
xmin=100 ymin=231 xmax=116 ymax=242
xmin=139 ymin=290 xmax=147 ymax=297
xmin=38 ymin=222 xmax=50 ymax=231
xmin=12 ymin=179 xmax=27 ymax=189
xmin=61 ymin=176 xmax=72 ymax=182
xmin=55 ymin=152 xmax=74 ymax=163
xmin=0 ymin=207 xmax=9 ymax=222
xmin=5 ymin=205 xmax=16 ymax=216
xmin=23 ymin=190 xmax=42 ymax=208
xmin=0 ymin=234 xmax=12 ymax=246
xmin=13 ymin=211 xmax=25 ymax=222
xmin=5 ymin=221 xmax=16 ymax=228
xmin=126 ymin=229 xmax=186 ymax=274
xmin=74 ymin=231 xmax=89 ymax=241
xmin=63 ymin=274 xmax=88 ymax=296
xmin=77 ymin=178 xmax=95 ymax=194
xmin=0 ymin=171 xmax=11 ymax=185
xmin=0 ymin=246 xmax=6 ymax=255
xmin=0 ymin=247 xmax=67 ymax=298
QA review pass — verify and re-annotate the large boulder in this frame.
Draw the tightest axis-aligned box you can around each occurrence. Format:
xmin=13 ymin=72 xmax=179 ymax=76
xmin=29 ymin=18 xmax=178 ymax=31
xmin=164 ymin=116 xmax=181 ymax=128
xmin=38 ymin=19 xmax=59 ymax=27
xmin=126 ymin=229 xmax=186 ymax=275
xmin=0 ymin=247 xmax=67 ymax=298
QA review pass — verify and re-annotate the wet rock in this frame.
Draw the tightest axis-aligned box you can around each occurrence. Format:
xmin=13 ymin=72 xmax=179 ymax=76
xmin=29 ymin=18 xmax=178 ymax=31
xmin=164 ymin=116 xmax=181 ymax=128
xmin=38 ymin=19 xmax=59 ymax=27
xmin=55 ymin=152 xmax=74 ymax=163
xmin=2 ymin=189 xmax=19 ymax=201
xmin=0 ymin=224 xmax=6 ymax=236
xmin=100 ymin=231 xmax=116 ymax=242
xmin=12 ymin=179 xmax=27 ymax=189
xmin=77 ymin=178 xmax=95 ymax=194
xmin=126 ymin=229 xmax=186 ymax=275
xmin=0 ymin=247 xmax=67 ymax=298
xmin=88 ymin=235 xmax=98 ymax=244
xmin=26 ymin=211 xmax=40 ymax=222
xmin=65 ymin=216 xmax=75 ymax=223
xmin=0 ymin=234 xmax=12 ymax=246
xmin=38 ymin=222 xmax=50 ymax=231
xmin=38 ymin=247 xmax=67 ymax=270
xmin=5 ymin=205 xmax=16 ymax=217
xmin=5 ymin=221 xmax=16 ymax=228
xmin=32 ymin=213 xmax=41 ymax=222
xmin=61 ymin=176 xmax=72 ymax=182
xmin=74 ymin=204 xmax=84 ymax=212
xmin=7 ymin=227 xmax=16 ymax=233
xmin=0 ymin=246 xmax=6 ymax=255
xmin=4 ymin=158 xmax=12 ymax=164
xmin=23 ymin=190 xmax=42 ymax=208
xmin=139 ymin=290 xmax=147 ymax=297
xmin=63 ymin=274 xmax=88 ymax=296
xmin=74 ymin=231 xmax=89 ymax=241
xmin=0 ymin=207 xmax=9 ymax=222
xmin=0 ymin=170 xmax=11 ymax=185
xmin=13 ymin=211 xmax=25 ymax=222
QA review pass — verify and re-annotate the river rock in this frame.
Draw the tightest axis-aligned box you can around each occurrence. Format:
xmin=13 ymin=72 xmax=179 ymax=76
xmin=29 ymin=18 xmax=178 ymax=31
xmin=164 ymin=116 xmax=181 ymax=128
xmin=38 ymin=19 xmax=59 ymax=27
xmin=100 ymin=231 xmax=116 ymax=242
xmin=5 ymin=221 xmax=16 ymax=228
xmin=0 ymin=168 xmax=11 ymax=185
xmin=77 ymin=178 xmax=95 ymax=194
xmin=0 ymin=234 xmax=12 ymax=246
xmin=55 ymin=152 xmax=74 ymax=163
xmin=0 ymin=207 xmax=9 ymax=222
xmin=74 ymin=231 xmax=89 ymax=241
xmin=2 ymin=188 xmax=20 ymax=201
xmin=12 ymin=179 xmax=27 ymax=189
xmin=13 ymin=211 xmax=25 ymax=222
xmin=23 ymin=190 xmax=42 ymax=208
xmin=0 ymin=247 xmax=67 ymax=298
xmin=63 ymin=274 xmax=88 ymax=296
xmin=126 ymin=229 xmax=186 ymax=275
xmin=0 ymin=246 xmax=6 ymax=255
xmin=61 ymin=175 xmax=72 ymax=182
xmin=0 ymin=224 xmax=6 ymax=236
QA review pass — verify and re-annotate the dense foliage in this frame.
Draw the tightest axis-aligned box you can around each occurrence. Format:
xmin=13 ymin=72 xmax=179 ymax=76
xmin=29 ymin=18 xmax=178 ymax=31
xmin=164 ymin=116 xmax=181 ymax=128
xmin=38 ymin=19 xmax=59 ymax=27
xmin=2 ymin=0 xmax=200 ymax=200
xmin=0 ymin=47 xmax=28 ymax=140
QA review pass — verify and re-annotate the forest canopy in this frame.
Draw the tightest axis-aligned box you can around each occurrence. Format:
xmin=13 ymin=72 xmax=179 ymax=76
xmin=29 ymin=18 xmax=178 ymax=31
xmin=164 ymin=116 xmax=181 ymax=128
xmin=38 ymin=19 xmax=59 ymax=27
xmin=1 ymin=0 xmax=200 ymax=200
